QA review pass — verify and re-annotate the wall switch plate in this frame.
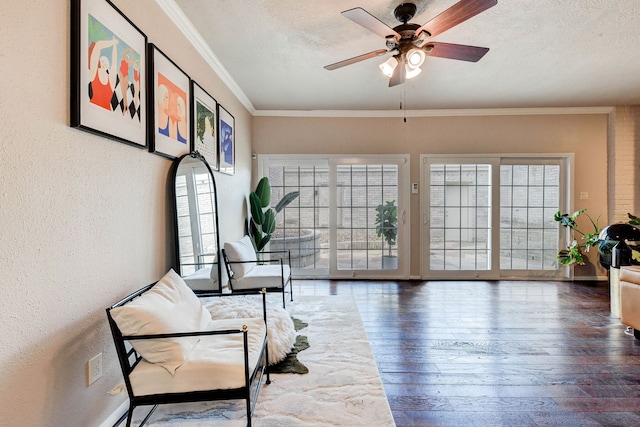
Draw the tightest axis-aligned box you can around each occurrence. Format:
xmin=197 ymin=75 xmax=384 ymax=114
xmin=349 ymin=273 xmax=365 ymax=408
xmin=579 ymin=191 xmax=589 ymax=200
xmin=411 ymin=183 xmax=419 ymax=194
xmin=87 ymin=353 xmax=102 ymax=385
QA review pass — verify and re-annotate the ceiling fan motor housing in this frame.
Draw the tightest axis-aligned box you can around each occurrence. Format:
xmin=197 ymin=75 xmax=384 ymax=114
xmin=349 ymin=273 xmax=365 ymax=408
xmin=391 ymin=24 xmax=423 ymax=58
xmin=394 ymin=3 xmax=417 ymax=24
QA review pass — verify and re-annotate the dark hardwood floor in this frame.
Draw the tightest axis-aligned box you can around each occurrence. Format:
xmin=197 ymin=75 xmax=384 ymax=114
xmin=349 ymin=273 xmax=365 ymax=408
xmin=293 ymin=279 xmax=640 ymax=427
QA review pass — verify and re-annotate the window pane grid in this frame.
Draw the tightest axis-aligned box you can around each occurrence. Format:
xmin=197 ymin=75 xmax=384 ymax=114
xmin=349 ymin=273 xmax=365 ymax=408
xmin=499 ymin=164 xmax=560 ymax=270
xmin=194 ymin=169 xmax=217 ymax=266
xmin=175 ymin=175 xmax=195 ymax=273
xmin=268 ymin=165 xmax=328 ymax=269
xmin=430 ymin=164 xmax=491 ymax=271
xmin=336 ymin=164 xmax=398 ymax=270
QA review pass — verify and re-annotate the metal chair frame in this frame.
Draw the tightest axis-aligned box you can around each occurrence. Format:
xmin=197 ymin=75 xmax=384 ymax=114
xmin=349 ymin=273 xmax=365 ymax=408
xmin=221 ymin=249 xmax=293 ymax=308
xmin=106 ymin=285 xmax=270 ymax=427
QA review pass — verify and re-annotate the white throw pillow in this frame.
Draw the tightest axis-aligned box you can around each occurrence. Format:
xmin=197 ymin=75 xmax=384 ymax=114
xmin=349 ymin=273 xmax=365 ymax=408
xmin=224 ymin=236 xmax=257 ymax=279
xmin=110 ymin=269 xmax=211 ymax=375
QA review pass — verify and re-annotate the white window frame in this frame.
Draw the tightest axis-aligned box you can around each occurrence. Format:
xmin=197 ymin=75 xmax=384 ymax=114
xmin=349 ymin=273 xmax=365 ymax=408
xmin=420 ymin=153 xmax=574 ymax=280
xmin=258 ymin=154 xmax=411 ymax=279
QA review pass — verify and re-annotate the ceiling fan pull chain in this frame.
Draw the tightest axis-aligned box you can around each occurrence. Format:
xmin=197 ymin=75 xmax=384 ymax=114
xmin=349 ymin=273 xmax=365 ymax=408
xmin=402 ymin=87 xmax=407 ymax=123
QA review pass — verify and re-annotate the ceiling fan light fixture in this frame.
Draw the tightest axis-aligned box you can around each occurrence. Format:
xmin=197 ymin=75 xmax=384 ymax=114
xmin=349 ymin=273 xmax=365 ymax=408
xmin=379 ymin=56 xmax=398 ymax=78
xmin=405 ymin=65 xmax=422 ymax=79
xmin=406 ymin=48 xmax=426 ymax=70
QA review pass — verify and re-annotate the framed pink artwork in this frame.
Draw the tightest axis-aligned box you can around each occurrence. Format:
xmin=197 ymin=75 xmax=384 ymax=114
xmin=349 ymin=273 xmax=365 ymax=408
xmin=148 ymin=44 xmax=191 ymax=159
xmin=70 ymin=0 xmax=147 ymax=148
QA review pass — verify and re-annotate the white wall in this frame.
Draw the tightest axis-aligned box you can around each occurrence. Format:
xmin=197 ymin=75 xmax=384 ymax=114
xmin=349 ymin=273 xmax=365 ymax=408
xmin=0 ymin=1 xmax=251 ymax=425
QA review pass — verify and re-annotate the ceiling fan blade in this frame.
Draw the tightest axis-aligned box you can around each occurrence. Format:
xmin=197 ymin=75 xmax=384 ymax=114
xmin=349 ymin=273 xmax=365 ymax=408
xmin=425 ymin=42 xmax=489 ymax=62
xmin=415 ymin=0 xmax=497 ymax=38
xmin=342 ymin=7 xmax=401 ymax=39
xmin=324 ymin=49 xmax=389 ymax=71
xmin=389 ymin=56 xmax=406 ymax=87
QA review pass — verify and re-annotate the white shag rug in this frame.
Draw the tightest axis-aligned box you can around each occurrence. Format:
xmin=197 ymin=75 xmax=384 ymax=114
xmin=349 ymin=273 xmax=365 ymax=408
xmin=203 ymin=295 xmax=296 ymax=365
xmin=130 ymin=295 xmax=396 ymax=427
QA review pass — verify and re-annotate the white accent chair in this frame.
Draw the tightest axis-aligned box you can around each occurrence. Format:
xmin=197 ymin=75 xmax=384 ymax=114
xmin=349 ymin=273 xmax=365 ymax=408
xmin=106 ymin=269 xmax=270 ymax=427
xmin=222 ymin=235 xmax=293 ymax=308
xmin=182 ymin=261 xmax=220 ymax=293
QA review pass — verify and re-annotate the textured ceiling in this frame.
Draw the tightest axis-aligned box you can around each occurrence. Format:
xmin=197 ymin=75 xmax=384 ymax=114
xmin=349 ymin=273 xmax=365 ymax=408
xmin=170 ymin=0 xmax=640 ymax=112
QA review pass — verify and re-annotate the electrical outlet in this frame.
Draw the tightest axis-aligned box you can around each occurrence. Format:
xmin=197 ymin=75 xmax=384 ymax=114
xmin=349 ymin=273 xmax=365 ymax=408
xmin=87 ymin=353 xmax=103 ymax=385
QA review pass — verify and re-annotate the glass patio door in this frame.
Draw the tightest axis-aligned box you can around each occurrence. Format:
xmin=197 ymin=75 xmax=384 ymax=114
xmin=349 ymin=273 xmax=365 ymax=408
xmin=262 ymin=155 xmax=409 ymax=279
xmin=421 ymin=155 xmax=568 ymax=280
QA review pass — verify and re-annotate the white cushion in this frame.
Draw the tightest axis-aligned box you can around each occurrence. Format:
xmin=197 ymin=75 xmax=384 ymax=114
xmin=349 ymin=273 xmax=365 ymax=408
xmin=183 ymin=259 xmax=222 ymax=291
xmin=110 ymin=269 xmax=211 ymax=375
xmin=128 ymin=317 xmax=266 ymax=395
xmin=184 ymin=267 xmax=215 ymax=291
xmin=224 ymin=236 xmax=257 ymax=279
xmin=232 ymin=264 xmax=291 ymax=290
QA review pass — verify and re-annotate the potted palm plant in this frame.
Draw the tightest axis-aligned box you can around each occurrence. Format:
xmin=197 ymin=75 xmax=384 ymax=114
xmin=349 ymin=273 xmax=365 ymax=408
xmin=376 ymin=200 xmax=398 ymax=270
xmin=248 ymin=176 xmax=299 ymax=252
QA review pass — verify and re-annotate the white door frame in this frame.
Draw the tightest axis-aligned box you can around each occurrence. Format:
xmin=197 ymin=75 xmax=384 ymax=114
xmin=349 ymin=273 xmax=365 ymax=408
xmin=420 ymin=154 xmax=573 ymax=280
xmin=259 ymin=154 xmax=411 ymax=279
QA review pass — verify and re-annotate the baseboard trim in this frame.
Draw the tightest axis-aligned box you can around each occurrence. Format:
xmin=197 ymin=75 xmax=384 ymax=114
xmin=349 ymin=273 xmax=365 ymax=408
xmin=99 ymin=400 xmax=128 ymax=427
xmin=574 ymin=275 xmax=609 ymax=281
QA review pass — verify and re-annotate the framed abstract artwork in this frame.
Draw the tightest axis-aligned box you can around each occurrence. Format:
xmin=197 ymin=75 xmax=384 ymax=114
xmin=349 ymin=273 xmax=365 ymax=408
xmin=148 ymin=44 xmax=191 ymax=159
xmin=218 ymin=105 xmax=235 ymax=175
xmin=191 ymin=81 xmax=218 ymax=170
xmin=70 ymin=0 xmax=147 ymax=148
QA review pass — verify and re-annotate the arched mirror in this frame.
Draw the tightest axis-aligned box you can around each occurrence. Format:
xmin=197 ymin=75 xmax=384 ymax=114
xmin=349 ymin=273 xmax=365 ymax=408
xmin=170 ymin=152 xmax=222 ymax=293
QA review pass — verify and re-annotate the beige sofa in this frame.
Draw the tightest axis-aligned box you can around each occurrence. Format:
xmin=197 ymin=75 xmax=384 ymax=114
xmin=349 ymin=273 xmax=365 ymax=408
xmin=620 ymin=265 xmax=640 ymax=338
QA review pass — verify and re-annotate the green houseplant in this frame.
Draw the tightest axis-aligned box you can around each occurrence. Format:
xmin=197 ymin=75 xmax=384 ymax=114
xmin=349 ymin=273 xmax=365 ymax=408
xmin=555 ymin=210 xmax=640 ymax=268
xmin=248 ymin=177 xmax=299 ymax=252
xmin=554 ymin=209 xmax=605 ymax=266
xmin=376 ymin=200 xmax=398 ymax=269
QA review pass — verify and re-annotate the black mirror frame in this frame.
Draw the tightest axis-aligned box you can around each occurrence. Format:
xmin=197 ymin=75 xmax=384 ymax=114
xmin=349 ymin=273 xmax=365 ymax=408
xmin=169 ymin=151 xmax=222 ymax=293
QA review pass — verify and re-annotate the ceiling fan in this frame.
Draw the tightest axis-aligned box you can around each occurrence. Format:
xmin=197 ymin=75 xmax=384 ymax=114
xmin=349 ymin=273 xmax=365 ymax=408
xmin=324 ymin=0 xmax=497 ymax=87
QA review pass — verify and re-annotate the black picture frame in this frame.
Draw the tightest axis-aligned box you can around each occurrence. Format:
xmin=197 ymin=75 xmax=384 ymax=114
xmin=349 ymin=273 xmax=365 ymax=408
xmin=148 ymin=43 xmax=191 ymax=159
xmin=191 ymin=81 xmax=218 ymax=170
xmin=218 ymin=105 xmax=235 ymax=175
xmin=70 ymin=0 xmax=147 ymax=148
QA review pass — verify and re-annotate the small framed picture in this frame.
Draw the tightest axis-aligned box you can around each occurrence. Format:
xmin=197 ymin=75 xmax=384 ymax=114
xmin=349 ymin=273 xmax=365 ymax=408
xmin=148 ymin=43 xmax=191 ymax=159
xmin=70 ymin=0 xmax=147 ymax=148
xmin=218 ymin=105 xmax=235 ymax=175
xmin=191 ymin=82 xmax=218 ymax=170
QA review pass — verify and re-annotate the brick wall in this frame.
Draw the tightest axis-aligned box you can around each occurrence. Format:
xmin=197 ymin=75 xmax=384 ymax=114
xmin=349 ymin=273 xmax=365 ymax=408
xmin=610 ymin=106 xmax=640 ymax=223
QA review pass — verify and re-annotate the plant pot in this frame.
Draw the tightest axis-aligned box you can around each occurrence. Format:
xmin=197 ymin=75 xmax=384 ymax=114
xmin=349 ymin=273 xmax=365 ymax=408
xmin=382 ymin=255 xmax=397 ymax=270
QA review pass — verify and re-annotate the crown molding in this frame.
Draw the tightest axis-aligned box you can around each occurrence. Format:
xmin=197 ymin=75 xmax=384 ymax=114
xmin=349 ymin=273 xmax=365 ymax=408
xmin=253 ymin=106 xmax=615 ymax=118
xmin=155 ymin=0 xmax=256 ymax=114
